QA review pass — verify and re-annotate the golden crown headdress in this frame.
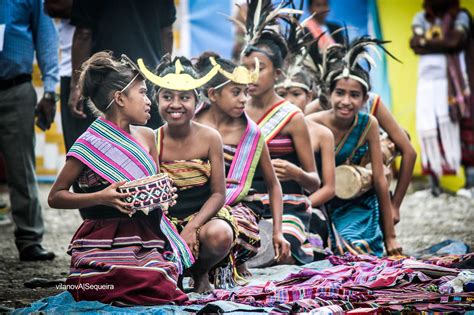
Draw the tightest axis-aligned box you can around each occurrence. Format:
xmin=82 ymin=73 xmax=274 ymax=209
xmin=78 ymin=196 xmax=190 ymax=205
xmin=209 ymin=57 xmax=259 ymax=85
xmin=137 ymin=58 xmax=220 ymax=90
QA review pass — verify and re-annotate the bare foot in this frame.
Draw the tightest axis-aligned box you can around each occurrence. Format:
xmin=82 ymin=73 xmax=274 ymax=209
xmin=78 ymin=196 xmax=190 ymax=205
xmin=192 ymin=272 xmax=213 ymax=294
xmin=236 ymin=262 xmax=252 ymax=278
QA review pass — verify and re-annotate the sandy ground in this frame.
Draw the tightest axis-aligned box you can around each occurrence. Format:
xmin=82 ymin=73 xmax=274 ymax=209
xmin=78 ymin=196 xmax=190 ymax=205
xmin=0 ymin=180 xmax=473 ymax=310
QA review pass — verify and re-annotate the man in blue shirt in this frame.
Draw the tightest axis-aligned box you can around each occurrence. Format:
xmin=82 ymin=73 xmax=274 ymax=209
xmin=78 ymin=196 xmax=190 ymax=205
xmin=0 ymin=0 xmax=58 ymax=261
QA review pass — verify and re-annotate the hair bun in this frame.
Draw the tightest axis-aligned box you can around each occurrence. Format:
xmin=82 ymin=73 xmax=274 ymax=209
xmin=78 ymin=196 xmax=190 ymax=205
xmin=195 ymin=51 xmax=221 ymax=71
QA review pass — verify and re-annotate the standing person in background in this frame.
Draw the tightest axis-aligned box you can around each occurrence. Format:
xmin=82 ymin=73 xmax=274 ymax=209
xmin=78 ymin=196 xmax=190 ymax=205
xmin=67 ymin=0 xmax=176 ymax=139
xmin=410 ymin=0 xmax=471 ymax=196
xmin=44 ymin=0 xmax=82 ymax=152
xmin=306 ymin=0 xmax=344 ymax=64
xmin=0 ymin=0 xmax=58 ymax=261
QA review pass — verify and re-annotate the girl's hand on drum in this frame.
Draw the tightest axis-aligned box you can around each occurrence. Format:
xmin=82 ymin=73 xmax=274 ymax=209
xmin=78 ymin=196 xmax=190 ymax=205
xmin=271 ymin=159 xmax=300 ymax=182
xmin=98 ymin=181 xmax=134 ymax=215
xmin=272 ymin=232 xmax=291 ymax=262
xmin=385 ymin=237 xmax=403 ymax=256
xmin=181 ymin=225 xmax=200 ymax=259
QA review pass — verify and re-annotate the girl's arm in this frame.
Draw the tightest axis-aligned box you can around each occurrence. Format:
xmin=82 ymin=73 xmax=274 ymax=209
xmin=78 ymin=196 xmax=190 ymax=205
xmin=260 ymin=143 xmax=290 ymax=261
xmin=367 ymin=116 xmax=402 ymax=256
xmin=184 ymin=129 xmax=226 ymax=231
xmin=272 ymin=112 xmax=320 ymax=193
xmin=308 ymin=125 xmax=336 ymax=207
xmin=375 ymin=101 xmax=416 ymax=223
xmin=48 ymin=158 xmax=132 ymax=214
xmin=304 ymin=99 xmax=322 ymax=115
xmin=140 ymin=127 xmax=160 ymax=173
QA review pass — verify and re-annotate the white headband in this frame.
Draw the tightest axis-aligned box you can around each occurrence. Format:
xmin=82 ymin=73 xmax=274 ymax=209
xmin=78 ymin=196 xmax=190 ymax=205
xmin=275 ymin=79 xmax=311 ymax=92
xmin=213 ymin=80 xmax=231 ymax=90
xmin=105 ymin=73 xmax=140 ymax=110
xmin=334 ymin=73 xmax=369 ymax=90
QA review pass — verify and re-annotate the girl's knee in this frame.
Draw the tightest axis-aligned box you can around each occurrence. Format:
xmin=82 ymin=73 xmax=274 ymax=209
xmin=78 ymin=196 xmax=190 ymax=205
xmin=200 ymin=220 xmax=234 ymax=254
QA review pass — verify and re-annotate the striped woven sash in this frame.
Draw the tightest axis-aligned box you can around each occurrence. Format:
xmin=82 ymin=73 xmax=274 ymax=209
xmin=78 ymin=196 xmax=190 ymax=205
xmin=257 ymin=100 xmax=301 ymax=144
xmin=68 ymin=117 xmax=194 ymax=272
xmin=68 ymin=117 xmax=157 ymax=182
xmin=225 ymin=114 xmax=264 ymax=205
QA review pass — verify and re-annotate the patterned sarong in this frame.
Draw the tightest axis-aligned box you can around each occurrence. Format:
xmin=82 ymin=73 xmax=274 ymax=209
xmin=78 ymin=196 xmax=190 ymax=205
xmin=328 ymin=112 xmax=384 ymax=257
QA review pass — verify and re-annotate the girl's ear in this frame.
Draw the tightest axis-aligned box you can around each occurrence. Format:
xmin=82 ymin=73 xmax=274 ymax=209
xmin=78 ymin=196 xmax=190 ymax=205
xmin=362 ymin=92 xmax=369 ymax=104
xmin=275 ymin=68 xmax=282 ymax=81
xmin=207 ymin=88 xmax=218 ymax=103
xmin=307 ymin=91 xmax=314 ymax=102
xmin=114 ymin=91 xmax=126 ymax=108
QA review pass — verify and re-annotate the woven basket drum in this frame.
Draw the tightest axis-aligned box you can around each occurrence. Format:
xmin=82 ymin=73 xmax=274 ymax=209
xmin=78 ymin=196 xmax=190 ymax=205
xmin=118 ymin=173 xmax=174 ymax=214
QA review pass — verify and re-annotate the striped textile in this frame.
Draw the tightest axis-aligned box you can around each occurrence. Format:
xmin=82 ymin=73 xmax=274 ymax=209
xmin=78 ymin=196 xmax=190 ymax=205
xmin=188 ymin=253 xmax=471 ymax=312
xmin=267 ymin=135 xmax=294 ymax=157
xmin=253 ymin=194 xmax=314 ymax=264
xmin=363 ymin=92 xmax=381 ymax=116
xmin=157 ymin=126 xmax=211 ymax=190
xmin=68 ymin=117 xmax=157 ymax=183
xmin=257 ymin=100 xmax=301 ymax=144
xmin=329 ymin=112 xmax=383 ymax=257
xmin=160 ymin=215 xmax=195 ymax=273
xmin=160 ymin=159 xmax=211 ymax=190
xmin=223 ymin=145 xmax=261 ymax=266
xmin=67 ymin=245 xmax=187 ymax=305
xmin=224 ymin=114 xmax=264 ymax=206
xmin=66 ymin=212 xmax=188 ymax=305
xmin=66 ymin=118 xmax=194 ymax=303
xmin=229 ymin=203 xmax=261 ymax=265
xmin=194 ymin=104 xmax=264 ymax=205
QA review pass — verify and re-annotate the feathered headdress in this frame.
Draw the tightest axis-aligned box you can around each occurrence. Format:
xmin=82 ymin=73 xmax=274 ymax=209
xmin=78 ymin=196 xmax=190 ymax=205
xmin=324 ymin=36 xmax=401 ymax=90
xmin=314 ymin=35 xmax=401 ymax=109
xmin=276 ymin=11 xmax=330 ymax=92
xmin=226 ymin=0 xmax=303 ymax=56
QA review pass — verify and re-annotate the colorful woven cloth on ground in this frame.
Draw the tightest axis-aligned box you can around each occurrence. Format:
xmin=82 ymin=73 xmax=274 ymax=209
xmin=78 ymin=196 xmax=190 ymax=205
xmin=187 ymin=253 xmax=474 ymax=313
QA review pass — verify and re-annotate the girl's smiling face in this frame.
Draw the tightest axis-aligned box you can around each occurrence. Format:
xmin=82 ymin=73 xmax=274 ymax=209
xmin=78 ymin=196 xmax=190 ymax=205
xmin=157 ymin=89 xmax=197 ymax=125
xmin=330 ymin=78 xmax=368 ymax=120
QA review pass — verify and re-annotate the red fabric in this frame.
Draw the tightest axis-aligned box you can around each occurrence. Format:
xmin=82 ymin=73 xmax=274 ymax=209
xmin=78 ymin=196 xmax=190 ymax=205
xmin=67 ymin=215 xmax=188 ymax=305
xmin=66 ymin=263 xmax=187 ymax=305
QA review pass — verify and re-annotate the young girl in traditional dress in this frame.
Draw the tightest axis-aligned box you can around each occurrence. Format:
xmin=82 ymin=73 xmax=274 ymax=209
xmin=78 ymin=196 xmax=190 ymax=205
xmin=276 ymin=66 xmax=336 ymax=259
xmin=138 ymin=55 xmax=238 ymax=293
xmin=194 ymin=53 xmax=291 ymax=278
xmin=307 ymin=41 xmax=403 ymax=256
xmin=48 ymin=52 xmax=192 ymax=305
xmin=240 ymin=26 xmax=321 ymax=264
xmin=305 ymin=40 xmax=416 ymax=225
